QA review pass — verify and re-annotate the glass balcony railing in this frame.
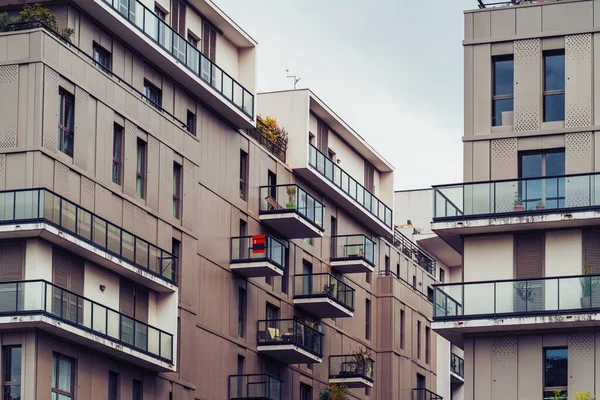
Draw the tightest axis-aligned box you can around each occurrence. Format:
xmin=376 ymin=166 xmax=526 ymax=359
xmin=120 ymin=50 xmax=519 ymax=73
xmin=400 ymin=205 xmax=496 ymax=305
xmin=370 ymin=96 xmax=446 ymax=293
xmin=294 ymin=273 xmax=355 ymax=311
xmin=433 ymin=172 xmax=600 ymax=221
xmin=259 ymin=184 xmax=325 ymax=231
xmin=309 ymin=144 xmax=392 ymax=229
xmin=451 ymin=353 xmax=464 ymax=378
xmin=329 ymin=355 xmax=374 ymax=382
xmin=257 ymin=319 xmax=323 ymax=358
xmin=0 ymin=280 xmax=173 ymax=362
xmin=101 ymin=0 xmax=254 ymax=118
xmin=413 ymin=389 xmax=443 ymax=400
xmin=230 ymin=235 xmax=286 ymax=272
xmin=0 ymin=188 xmax=177 ymax=283
xmin=331 ymin=234 xmax=376 ymax=267
xmin=391 ymin=229 xmax=436 ymax=276
xmin=434 ymin=273 xmax=600 ymax=320
xmin=228 ymin=374 xmax=283 ymax=400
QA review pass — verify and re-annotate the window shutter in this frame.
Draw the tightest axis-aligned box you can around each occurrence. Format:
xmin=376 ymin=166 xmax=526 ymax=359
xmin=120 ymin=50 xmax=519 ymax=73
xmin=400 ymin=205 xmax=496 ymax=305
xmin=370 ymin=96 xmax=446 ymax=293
xmin=209 ymin=26 xmax=216 ymax=62
xmin=0 ymin=242 xmax=23 ymax=281
xmin=202 ymin=21 xmax=210 ymax=56
xmin=69 ymin=257 xmax=84 ymax=296
xmin=364 ymin=161 xmax=375 ymax=193
xmin=135 ymin=287 xmax=149 ymax=323
xmin=172 ymin=0 xmax=179 ymax=30
xmin=515 ymin=233 xmax=544 ymax=279
xmin=178 ymin=1 xmax=186 ymax=36
xmin=317 ymin=120 xmax=328 ymax=154
xmin=120 ymin=279 xmax=135 ymax=318
xmin=584 ymin=229 xmax=600 ymax=274
xmin=53 ymin=250 xmax=70 ymax=288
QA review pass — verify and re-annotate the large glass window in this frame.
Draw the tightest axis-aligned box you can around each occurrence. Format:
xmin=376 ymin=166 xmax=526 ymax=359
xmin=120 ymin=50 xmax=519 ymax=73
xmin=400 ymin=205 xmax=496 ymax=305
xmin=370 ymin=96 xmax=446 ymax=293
xmin=544 ymin=51 xmax=565 ymax=122
xmin=519 ymin=150 xmax=565 ymax=210
xmin=492 ymin=56 xmax=514 ymax=127
xmin=238 ymin=287 xmax=246 ymax=338
xmin=544 ymin=348 xmax=567 ymax=399
xmin=58 ymin=88 xmax=75 ymax=157
xmin=2 ymin=346 xmax=21 ymax=400
xmin=132 ymin=379 xmax=142 ymax=400
xmin=52 ymin=353 xmax=75 ymax=400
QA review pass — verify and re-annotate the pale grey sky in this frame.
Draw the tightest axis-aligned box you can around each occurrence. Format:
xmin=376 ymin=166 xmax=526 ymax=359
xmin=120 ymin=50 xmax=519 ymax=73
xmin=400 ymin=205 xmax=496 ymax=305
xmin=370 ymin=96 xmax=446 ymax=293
xmin=217 ymin=0 xmax=477 ymax=190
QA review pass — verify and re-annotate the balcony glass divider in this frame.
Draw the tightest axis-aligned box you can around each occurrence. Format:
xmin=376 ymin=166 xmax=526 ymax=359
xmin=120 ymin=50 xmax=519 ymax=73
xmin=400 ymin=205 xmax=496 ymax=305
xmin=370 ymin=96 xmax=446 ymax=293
xmin=293 ymin=273 xmax=355 ymax=311
xmin=412 ymin=388 xmax=443 ymax=400
xmin=230 ymin=235 xmax=286 ymax=271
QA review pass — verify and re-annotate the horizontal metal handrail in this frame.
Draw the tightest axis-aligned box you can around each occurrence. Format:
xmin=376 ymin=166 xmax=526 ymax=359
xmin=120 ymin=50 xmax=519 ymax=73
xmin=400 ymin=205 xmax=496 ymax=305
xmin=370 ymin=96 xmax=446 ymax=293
xmin=293 ymin=273 xmax=355 ymax=310
xmin=392 ymin=229 xmax=436 ymax=276
xmin=412 ymin=388 xmax=443 ymax=400
xmin=230 ymin=235 xmax=287 ymax=271
xmin=0 ymin=279 xmax=173 ymax=362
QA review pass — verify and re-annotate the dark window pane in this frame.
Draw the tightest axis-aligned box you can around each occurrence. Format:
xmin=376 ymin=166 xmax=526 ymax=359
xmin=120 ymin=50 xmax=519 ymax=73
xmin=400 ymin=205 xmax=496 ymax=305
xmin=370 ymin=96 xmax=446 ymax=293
xmin=494 ymin=59 xmax=514 ymax=96
xmin=544 ymin=93 xmax=565 ymax=122
xmin=545 ymin=54 xmax=565 ymax=91
xmin=492 ymin=98 xmax=513 ymax=127
xmin=545 ymin=348 xmax=568 ymax=388
xmin=520 ymin=154 xmax=542 ymax=178
xmin=546 ymin=152 xmax=565 ymax=177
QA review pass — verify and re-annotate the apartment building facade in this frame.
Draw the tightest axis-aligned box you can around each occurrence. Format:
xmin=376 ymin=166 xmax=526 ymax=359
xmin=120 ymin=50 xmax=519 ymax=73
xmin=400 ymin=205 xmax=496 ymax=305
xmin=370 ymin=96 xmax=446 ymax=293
xmin=0 ymin=1 xmax=441 ymax=399
xmin=431 ymin=0 xmax=600 ymax=399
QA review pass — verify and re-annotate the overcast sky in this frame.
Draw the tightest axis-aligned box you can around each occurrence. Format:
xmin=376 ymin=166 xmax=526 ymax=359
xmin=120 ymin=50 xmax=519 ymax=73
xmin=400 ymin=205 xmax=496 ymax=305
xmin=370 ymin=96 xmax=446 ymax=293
xmin=216 ymin=0 xmax=477 ymax=190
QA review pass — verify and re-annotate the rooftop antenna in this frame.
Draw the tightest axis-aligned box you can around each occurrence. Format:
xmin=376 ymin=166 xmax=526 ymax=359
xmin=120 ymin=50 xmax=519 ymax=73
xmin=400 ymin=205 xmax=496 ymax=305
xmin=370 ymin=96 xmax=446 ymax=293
xmin=286 ymin=69 xmax=301 ymax=89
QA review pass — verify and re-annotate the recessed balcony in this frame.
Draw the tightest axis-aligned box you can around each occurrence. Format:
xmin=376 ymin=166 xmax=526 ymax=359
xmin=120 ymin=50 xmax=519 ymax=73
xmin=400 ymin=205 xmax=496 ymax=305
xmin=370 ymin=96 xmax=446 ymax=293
xmin=450 ymin=353 xmax=464 ymax=383
xmin=228 ymin=374 xmax=283 ymax=400
xmin=413 ymin=388 xmax=442 ymax=400
xmin=328 ymin=355 xmax=374 ymax=388
xmin=0 ymin=188 xmax=176 ymax=292
xmin=330 ymin=234 xmax=376 ymax=274
xmin=293 ymin=273 xmax=355 ymax=318
xmin=257 ymin=319 xmax=323 ymax=364
xmin=0 ymin=280 xmax=173 ymax=371
xmin=259 ymin=185 xmax=325 ymax=239
xmin=296 ymin=144 xmax=392 ymax=237
xmin=230 ymin=235 xmax=286 ymax=278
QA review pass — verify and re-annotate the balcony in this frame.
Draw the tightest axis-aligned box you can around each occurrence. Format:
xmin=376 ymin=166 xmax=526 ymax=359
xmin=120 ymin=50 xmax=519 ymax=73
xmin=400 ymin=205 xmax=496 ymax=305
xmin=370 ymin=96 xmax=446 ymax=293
xmin=293 ymin=273 xmax=355 ymax=318
xmin=246 ymin=118 xmax=287 ymax=163
xmin=74 ymin=0 xmax=254 ymax=128
xmin=257 ymin=319 xmax=323 ymax=364
xmin=228 ymin=374 xmax=283 ymax=400
xmin=433 ymin=273 xmax=600 ymax=345
xmin=259 ymin=185 xmax=325 ymax=239
xmin=328 ymin=355 xmax=374 ymax=388
xmin=0 ymin=188 xmax=176 ymax=291
xmin=450 ymin=353 xmax=464 ymax=383
xmin=330 ymin=234 xmax=376 ymax=274
xmin=300 ymin=144 xmax=392 ymax=237
xmin=230 ymin=235 xmax=286 ymax=278
xmin=413 ymin=389 xmax=442 ymax=400
xmin=392 ymin=229 xmax=437 ymax=277
xmin=0 ymin=280 xmax=173 ymax=371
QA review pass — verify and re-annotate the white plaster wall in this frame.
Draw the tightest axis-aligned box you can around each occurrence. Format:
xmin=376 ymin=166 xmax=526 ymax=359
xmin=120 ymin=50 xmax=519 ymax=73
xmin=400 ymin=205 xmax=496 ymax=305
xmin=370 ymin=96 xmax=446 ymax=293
xmin=545 ymin=230 xmax=583 ymax=310
xmin=238 ymin=47 xmax=256 ymax=93
xmin=327 ymin=130 xmax=365 ymax=186
xmin=216 ymin=34 xmax=239 ymax=80
xmin=309 ymin=113 xmax=318 ymax=134
xmin=83 ymin=262 xmax=120 ymax=310
xmin=437 ymin=337 xmax=451 ymax=400
xmin=156 ymin=292 xmax=178 ymax=336
xmin=394 ymin=189 xmax=433 ymax=233
xmin=24 ymin=239 xmax=52 ymax=282
xmin=186 ymin=8 xmax=202 ymax=39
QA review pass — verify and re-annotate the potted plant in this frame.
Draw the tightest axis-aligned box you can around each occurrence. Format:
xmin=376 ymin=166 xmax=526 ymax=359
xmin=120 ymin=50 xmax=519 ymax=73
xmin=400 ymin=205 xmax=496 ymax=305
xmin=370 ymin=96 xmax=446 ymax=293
xmin=575 ymin=392 xmax=596 ymax=400
xmin=319 ymin=383 xmax=349 ymax=400
xmin=580 ymin=263 xmax=599 ymax=308
xmin=551 ymin=390 xmax=567 ymax=400
xmin=513 ymin=194 xmax=524 ymax=211
xmin=322 ymin=282 xmax=336 ymax=296
xmin=350 ymin=346 xmax=373 ymax=377
xmin=286 ymin=186 xmax=296 ymax=209
xmin=514 ymin=281 xmax=535 ymax=312
xmin=536 ymin=200 xmax=545 ymax=210
xmin=402 ymin=247 xmax=412 ymax=258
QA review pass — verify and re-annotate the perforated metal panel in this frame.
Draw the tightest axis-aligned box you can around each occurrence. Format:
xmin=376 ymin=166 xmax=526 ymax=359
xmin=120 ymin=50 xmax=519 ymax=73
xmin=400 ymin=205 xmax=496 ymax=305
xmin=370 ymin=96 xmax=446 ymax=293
xmin=47 ymin=5 xmax=68 ymax=31
xmin=566 ymin=34 xmax=592 ymax=128
xmin=0 ymin=155 xmax=6 ymax=189
xmin=569 ymin=331 xmax=594 ymax=365
xmin=492 ymin=336 xmax=517 ymax=363
xmin=124 ymin=121 xmax=137 ymax=199
xmin=163 ymin=80 xmax=174 ymax=114
xmin=113 ymin=42 xmax=125 ymax=77
xmin=123 ymin=200 xmax=135 ymax=230
xmin=491 ymin=139 xmax=517 ymax=177
xmin=146 ymin=136 xmax=159 ymax=212
xmin=514 ymin=39 xmax=541 ymax=132
xmin=43 ymin=67 xmax=59 ymax=154
xmin=133 ymin=57 xmax=144 ymax=91
xmin=79 ymin=14 xmax=94 ymax=51
xmin=182 ymin=159 xmax=194 ymax=231
xmin=74 ymin=88 xmax=89 ymax=171
xmin=54 ymin=162 xmax=69 ymax=196
xmin=491 ymin=336 xmax=518 ymax=399
xmin=0 ymin=66 xmax=18 ymax=148
xmin=179 ymin=308 xmax=195 ymax=383
xmin=81 ymin=177 xmax=95 ymax=210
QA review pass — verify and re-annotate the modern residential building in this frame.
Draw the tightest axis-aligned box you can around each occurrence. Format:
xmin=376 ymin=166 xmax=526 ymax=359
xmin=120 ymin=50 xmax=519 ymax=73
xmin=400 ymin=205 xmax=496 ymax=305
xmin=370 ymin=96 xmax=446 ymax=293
xmin=431 ymin=0 xmax=600 ymax=399
xmin=0 ymin=2 xmax=441 ymax=400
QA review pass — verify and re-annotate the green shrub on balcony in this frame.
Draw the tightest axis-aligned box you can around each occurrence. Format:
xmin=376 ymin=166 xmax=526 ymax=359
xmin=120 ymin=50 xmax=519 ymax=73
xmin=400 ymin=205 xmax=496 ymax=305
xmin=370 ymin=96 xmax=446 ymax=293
xmin=319 ymin=384 xmax=348 ymax=400
xmin=0 ymin=3 xmax=74 ymax=42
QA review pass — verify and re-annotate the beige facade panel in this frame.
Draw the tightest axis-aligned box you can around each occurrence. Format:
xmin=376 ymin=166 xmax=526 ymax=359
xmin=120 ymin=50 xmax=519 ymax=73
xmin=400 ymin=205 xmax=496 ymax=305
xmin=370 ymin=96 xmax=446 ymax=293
xmin=514 ymin=39 xmax=541 ymax=132
xmin=491 ymin=138 xmax=517 ymax=179
xmin=472 ymin=44 xmax=492 ymax=136
xmin=565 ymin=34 xmax=593 ymax=128
xmin=565 ymin=132 xmax=593 ymax=174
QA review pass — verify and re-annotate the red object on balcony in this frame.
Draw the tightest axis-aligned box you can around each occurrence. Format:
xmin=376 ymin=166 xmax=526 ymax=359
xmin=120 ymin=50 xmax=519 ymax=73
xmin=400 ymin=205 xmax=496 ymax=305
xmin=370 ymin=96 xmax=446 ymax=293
xmin=252 ymin=235 xmax=266 ymax=254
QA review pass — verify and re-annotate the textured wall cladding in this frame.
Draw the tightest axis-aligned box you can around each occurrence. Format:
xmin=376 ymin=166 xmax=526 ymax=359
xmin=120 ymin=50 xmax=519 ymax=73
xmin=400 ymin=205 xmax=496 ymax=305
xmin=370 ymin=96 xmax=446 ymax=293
xmin=163 ymin=80 xmax=174 ymax=114
xmin=123 ymin=200 xmax=135 ymax=231
xmin=180 ymin=234 xmax=195 ymax=309
xmin=43 ymin=67 xmax=59 ymax=154
xmin=47 ymin=5 xmax=68 ymax=31
xmin=81 ymin=177 xmax=95 ymax=210
xmin=492 ymin=336 xmax=517 ymax=363
xmin=79 ymin=15 xmax=94 ymax=50
xmin=54 ymin=162 xmax=70 ymax=196
xmin=0 ymin=66 xmax=18 ymax=148
xmin=74 ymin=88 xmax=89 ymax=171
xmin=514 ymin=39 xmax=541 ymax=132
xmin=566 ymin=132 xmax=592 ymax=168
xmin=569 ymin=331 xmax=594 ymax=361
xmin=491 ymin=138 xmax=517 ymax=178
xmin=182 ymin=159 xmax=194 ymax=231
xmin=133 ymin=57 xmax=144 ymax=91
xmin=124 ymin=121 xmax=137 ymax=198
xmin=566 ymin=34 xmax=592 ymax=128
xmin=147 ymin=137 xmax=160 ymax=212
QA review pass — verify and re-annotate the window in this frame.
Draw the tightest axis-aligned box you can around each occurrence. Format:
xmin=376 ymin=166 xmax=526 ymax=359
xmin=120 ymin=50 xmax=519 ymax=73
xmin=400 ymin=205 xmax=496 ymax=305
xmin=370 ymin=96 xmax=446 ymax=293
xmin=186 ymin=110 xmax=196 ymax=135
xmin=52 ymin=353 xmax=75 ymax=400
xmin=155 ymin=5 xmax=166 ymax=21
xmin=427 ymin=287 xmax=434 ymax=301
xmin=425 ymin=326 xmax=431 ymax=364
xmin=143 ymin=79 xmax=162 ymax=108
xmin=132 ymin=379 xmax=143 ymax=400
xmin=172 ymin=238 xmax=181 ymax=283
xmin=136 ymin=139 xmax=147 ymax=199
xmin=492 ymin=56 xmax=514 ymax=127
xmin=112 ymin=124 xmax=124 ymax=185
xmin=239 ymin=150 xmax=248 ymax=200
xmin=266 ymin=303 xmax=279 ymax=324
xmin=302 ymin=260 xmax=312 ymax=295
xmin=238 ymin=287 xmax=246 ymax=338
xmin=58 ymin=88 xmax=75 ymax=157
xmin=544 ymin=51 xmax=565 ymax=122
xmin=299 ymin=383 xmax=312 ymax=400
xmin=385 ymin=255 xmax=390 ymax=272
xmin=396 ymin=262 xmax=400 ymax=277
xmin=173 ymin=162 xmax=182 ymax=219
xmin=365 ymin=299 xmax=371 ymax=340
xmin=400 ymin=309 xmax=405 ymax=350
xmin=544 ymin=348 xmax=568 ymax=399
xmin=417 ymin=320 xmax=422 ymax=359
xmin=440 ymin=268 xmax=445 ymax=283
xmin=108 ymin=371 xmax=119 ymax=400
xmin=3 ymin=346 xmax=21 ymax=400
xmin=412 ymin=275 xmax=417 ymax=289
xmin=519 ymin=149 xmax=565 ymax=210
xmin=93 ymin=42 xmax=111 ymax=72
xmin=202 ymin=20 xmax=217 ymax=62
xmin=187 ymin=32 xmax=198 ymax=48
xmin=366 ymin=271 xmax=371 ymax=284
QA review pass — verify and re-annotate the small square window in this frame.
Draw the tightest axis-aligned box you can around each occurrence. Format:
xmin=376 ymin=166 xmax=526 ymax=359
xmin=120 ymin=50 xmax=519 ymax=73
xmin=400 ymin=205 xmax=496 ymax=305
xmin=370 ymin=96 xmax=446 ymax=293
xmin=144 ymin=79 xmax=162 ymax=109
xmin=93 ymin=42 xmax=111 ymax=73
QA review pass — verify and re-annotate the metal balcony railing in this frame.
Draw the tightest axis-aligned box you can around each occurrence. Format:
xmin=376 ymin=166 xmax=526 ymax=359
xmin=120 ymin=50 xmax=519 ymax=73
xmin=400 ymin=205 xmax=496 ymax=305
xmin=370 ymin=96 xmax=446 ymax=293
xmin=309 ymin=144 xmax=392 ymax=229
xmin=413 ymin=388 xmax=443 ymax=400
xmin=433 ymin=172 xmax=600 ymax=222
xmin=257 ymin=319 xmax=323 ymax=358
xmin=329 ymin=354 xmax=375 ymax=382
xmin=230 ymin=235 xmax=287 ymax=272
xmin=434 ymin=273 xmax=600 ymax=321
xmin=0 ymin=188 xmax=177 ymax=283
xmin=451 ymin=353 xmax=464 ymax=378
xmin=294 ymin=273 xmax=355 ymax=311
xmin=391 ymin=229 xmax=436 ymax=276
xmin=0 ymin=280 xmax=173 ymax=362
xmin=246 ymin=119 xmax=287 ymax=163
xmin=228 ymin=374 xmax=283 ymax=400
xmin=101 ymin=0 xmax=254 ymax=117
xmin=331 ymin=234 xmax=376 ymax=267
xmin=259 ymin=184 xmax=325 ymax=231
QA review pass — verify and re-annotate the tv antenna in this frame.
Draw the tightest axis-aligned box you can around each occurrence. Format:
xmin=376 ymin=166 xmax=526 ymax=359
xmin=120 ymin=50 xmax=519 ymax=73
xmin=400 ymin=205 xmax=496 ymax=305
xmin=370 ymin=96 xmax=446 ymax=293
xmin=286 ymin=69 xmax=301 ymax=89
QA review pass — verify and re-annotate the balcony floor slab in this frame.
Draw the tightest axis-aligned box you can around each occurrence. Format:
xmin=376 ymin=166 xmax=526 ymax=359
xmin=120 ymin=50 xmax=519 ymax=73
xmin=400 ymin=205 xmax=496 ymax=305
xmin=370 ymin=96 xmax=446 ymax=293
xmin=230 ymin=261 xmax=284 ymax=278
xmin=329 ymin=377 xmax=373 ymax=389
xmin=259 ymin=213 xmax=323 ymax=239
xmin=257 ymin=344 xmax=322 ymax=364
xmin=293 ymin=296 xmax=354 ymax=318
xmin=330 ymin=259 xmax=374 ymax=274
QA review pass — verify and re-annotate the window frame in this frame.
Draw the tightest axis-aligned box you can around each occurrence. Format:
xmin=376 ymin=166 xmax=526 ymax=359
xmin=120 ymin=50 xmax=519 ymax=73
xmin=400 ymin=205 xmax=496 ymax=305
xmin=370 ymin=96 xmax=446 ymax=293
xmin=417 ymin=320 xmax=422 ymax=359
xmin=543 ymin=50 xmax=566 ymax=123
xmin=92 ymin=42 xmax=112 ymax=73
xmin=136 ymin=138 xmax=147 ymax=199
xmin=112 ymin=124 xmax=124 ymax=185
xmin=172 ymin=162 xmax=182 ymax=219
xmin=132 ymin=379 xmax=143 ymax=400
xmin=239 ymin=150 xmax=248 ymax=201
xmin=365 ymin=299 xmax=371 ymax=340
xmin=2 ymin=346 xmax=21 ymax=399
xmin=238 ymin=287 xmax=246 ymax=338
xmin=58 ymin=88 xmax=75 ymax=157
xmin=299 ymin=383 xmax=312 ymax=400
xmin=186 ymin=110 xmax=196 ymax=136
xmin=400 ymin=309 xmax=405 ymax=350
xmin=108 ymin=371 xmax=119 ymax=400
xmin=52 ymin=352 xmax=75 ymax=400
xmin=143 ymin=79 xmax=162 ymax=108
xmin=492 ymin=55 xmax=514 ymax=127
xmin=543 ymin=347 xmax=568 ymax=397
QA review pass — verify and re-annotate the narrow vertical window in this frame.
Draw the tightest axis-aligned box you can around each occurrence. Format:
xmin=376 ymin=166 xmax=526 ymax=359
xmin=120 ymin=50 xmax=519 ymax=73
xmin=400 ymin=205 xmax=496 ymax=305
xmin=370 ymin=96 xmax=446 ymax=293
xmin=365 ymin=299 xmax=371 ymax=340
xmin=425 ymin=326 xmax=431 ymax=364
xmin=299 ymin=383 xmax=312 ymax=400
xmin=143 ymin=79 xmax=162 ymax=108
xmin=132 ymin=379 xmax=143 ymax=400
xmin=238 ymin=287 xmax=246 ymax=338
xmin=108 ymin=371 xmax=119 ymax=400
xmin=400 ymin=309 xmax=405 ymax=350
xmin=385 ymin=255 xmax=390 ymax=272
xmin=136 ymin=139 xmax=147 ymax=199
xmin=2 ymin=346 xmax=21 ymax=400
xmin=112 ymin=124 xmax=124 ymax=185
xmin=543 ymin=51 xmax=565 ymax=122
xmin=239 ymin=150 xmax=248 ymax=200
xmin=93 ymin=42 xmax=111 ymax=73
xmin=52 ymin=353 xmax=75 ymax=400
xmin=417 ymin=321 xmax=422 ymax=359
xmin=186 ymin=110 xmax=196 ymax=135
xmin=58 ymin=88 xmax=75 ymax=157
xmin=439 ymin=268 xmax=445 ymax=283
xmin=187 ymin=32 xmax=198 ymax=48
xmin=492 ymin=56 xmax=514 ymax=127
xmin=173 ymin=162 xmax=182 ymax=219
xmin=544 ymin=348 xmax=568 ymax=399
